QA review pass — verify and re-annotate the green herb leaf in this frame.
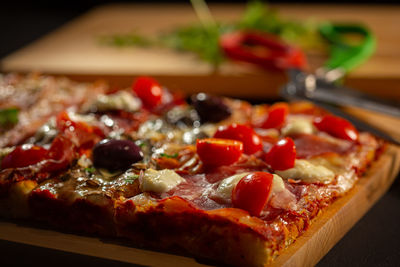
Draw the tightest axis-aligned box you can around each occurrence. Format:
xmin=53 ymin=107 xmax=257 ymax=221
xmin=238 ymin=1 xmax=323 ymax=49
xmin=159 ymin=152 xmax=179 ymax=159
xmin=98 ymin=1 xmax=324 ymax=66
xmin=160 ymin=23 xmax=229 ymax=67
xmin=0 ymin=108 xmax=19 ymax=128
xmin=84 ymin=167 xmax=96 ymax=174
xmin=137 ymin=141 xmax=146 ymax=148
xmin=125 ymin=174 xmax=139 ymax=184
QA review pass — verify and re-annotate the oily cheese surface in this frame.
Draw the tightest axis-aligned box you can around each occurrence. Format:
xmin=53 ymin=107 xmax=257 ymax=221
xmin=0 ymin=145 xmax=398 ymax=267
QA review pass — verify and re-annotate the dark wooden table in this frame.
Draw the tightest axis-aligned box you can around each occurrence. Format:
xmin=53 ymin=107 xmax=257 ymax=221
xmin=0 ymin=3 xmax=399 ymax=267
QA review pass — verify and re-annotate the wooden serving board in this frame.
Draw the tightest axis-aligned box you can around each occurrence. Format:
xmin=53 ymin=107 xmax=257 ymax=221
xmin=1 ymin=4 xmax=400 ymax=100
xmin=1 ymin=145 xmax=399 ymax=267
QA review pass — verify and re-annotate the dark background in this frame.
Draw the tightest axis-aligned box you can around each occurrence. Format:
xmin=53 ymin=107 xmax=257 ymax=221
xmin=1 ymin=1 xmax=400 ymax=266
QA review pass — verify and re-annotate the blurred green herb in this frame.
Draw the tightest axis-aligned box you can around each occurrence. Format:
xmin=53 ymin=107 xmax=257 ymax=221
xmin=99 ymin=32 xmax=152 ymax=47
xmin=136 ymin=140 xmax=146 ymax=148
xmin=160 ymin=23 xmax=230 ymax=67
xmin=238 ymin=1 xmax=323 ymax=49
xmin=0 ymin=108 xmax=19 ymax=128
xmin=84 ymin=167 xmax=96 ymax=174
xmin=99 ymin=1 xmax=324 ymax=66
xmin=125 ymin=174 xmax=139 ymax=184
xmin=160 ymin=152 xmax=179 ymax=159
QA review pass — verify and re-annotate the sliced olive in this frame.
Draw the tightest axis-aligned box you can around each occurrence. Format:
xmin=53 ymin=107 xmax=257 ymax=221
xmin=191 ymin=93 xmax=231 ymax=123
xmin=92 ymin=139 xmax=143 ymax=172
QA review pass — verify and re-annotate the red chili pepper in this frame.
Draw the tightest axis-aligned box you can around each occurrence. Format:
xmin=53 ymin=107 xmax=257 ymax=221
xmin=220 ymin=31 xmax=307 ymax=71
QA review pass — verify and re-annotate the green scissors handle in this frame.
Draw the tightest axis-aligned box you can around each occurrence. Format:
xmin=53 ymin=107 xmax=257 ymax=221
xmin=319 ymin=22 xmax=376 ymax=73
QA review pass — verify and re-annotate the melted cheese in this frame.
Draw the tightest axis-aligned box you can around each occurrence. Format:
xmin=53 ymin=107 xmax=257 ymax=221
xmin=281 ymin=116 xmax=315 ymax=136
xmin=215 ymin=173 xmax=286 ymax=203
xmin=92 ymin=91 xmax=141 ymax=112
xmin=77 ymin=154 xmax=92 ymax=168
xmin=271 ymin=174 xmax=285 ymax=193
xmin=140 ymin=169 xmax=185 ymax=193
xmin=268 ymin=174 xmax=298 ymax=211
xmin=215 ymin=172 xmax=250 ymax=201
xmin=138 ymin=119 xmax=167 ymax=141
xmin=0 ymin=146 xmax=14 ymax=160
xmin=276 ymin=159 xmax=335 ymax=184
xmin=8 ymin=180 xmax=38 ymax=217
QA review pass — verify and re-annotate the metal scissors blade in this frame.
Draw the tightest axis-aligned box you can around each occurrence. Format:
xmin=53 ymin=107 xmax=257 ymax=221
xmin=285 ymin=69 xmax=400 ymax=117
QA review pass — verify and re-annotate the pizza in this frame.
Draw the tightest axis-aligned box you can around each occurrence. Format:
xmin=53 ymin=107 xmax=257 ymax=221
xmin=0 ymin=73 xmax=384 ymax=266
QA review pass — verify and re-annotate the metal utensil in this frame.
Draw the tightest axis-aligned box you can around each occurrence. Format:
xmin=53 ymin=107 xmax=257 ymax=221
xmin=220 ymin=23 xmax=400 ymax=144
xmin=280 ymin=23 xmax=400 ymax=145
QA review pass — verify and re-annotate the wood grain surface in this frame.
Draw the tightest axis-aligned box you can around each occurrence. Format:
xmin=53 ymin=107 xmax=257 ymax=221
xmin=1 ymin=145 xmax=399 ymax=267
xmin=1 ymin=4 xmax=400 ymax=100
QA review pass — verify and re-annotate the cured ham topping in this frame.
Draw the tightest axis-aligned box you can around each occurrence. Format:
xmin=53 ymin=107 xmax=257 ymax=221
xmin=294 ymin=134 xmax=355 ymax=159
xmin=0 ymin=75 xmax=383 ymax=267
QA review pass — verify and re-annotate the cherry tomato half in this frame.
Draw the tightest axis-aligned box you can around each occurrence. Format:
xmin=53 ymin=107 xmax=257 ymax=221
xmin=313 ymin=115 xmax=358 ymax=141
xmin=232 ymin=172 xmax=273 ymax=216
xmin=196 ymin=138 xmax=243 ymax=167
xmin=261 ymin=103 xmax=289 ymax=129
xmin=132 ymin=76 xmax=163 ymax=109
xmin=213 ymin=124 xmax=262 ymax=155
xmin=1 ymin=145 xmax=47 ymax=169
xmin=264 ymin=137 xmax=296 ymax=171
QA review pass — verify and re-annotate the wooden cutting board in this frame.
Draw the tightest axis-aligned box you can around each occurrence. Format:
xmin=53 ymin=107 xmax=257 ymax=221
xmin=1 ymin=4 xmax=400 ymax=100
xmin=1 ymin=145 xmax=399 ymax=267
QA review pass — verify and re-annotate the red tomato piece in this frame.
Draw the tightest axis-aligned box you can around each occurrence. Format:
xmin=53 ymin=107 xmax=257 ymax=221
xmin=232 ymin=172 xmax=273 ymax=216
xmin=261 ymin=103 xmax=289 ymax=129
xmin=313 ymin=115 xmax=359 ymax=141
xmin=213 ymin=123 xmax=262 ymax=155
xmin=132 ymin=76 xmax=163 ymax=109
xmin=264 ymin=137 xmax=296 ymax=171
xmin=196 ymin=138 xmax=243 ymax=167
xmin=1 ymin=145 xmax=47 ymax=169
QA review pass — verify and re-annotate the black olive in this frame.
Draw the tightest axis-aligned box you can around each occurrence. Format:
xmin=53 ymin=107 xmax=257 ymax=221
xmin=92 ymin=139 xmax=143 ymax=172
xmin=191 ymin=93 xmax=232 ymax=123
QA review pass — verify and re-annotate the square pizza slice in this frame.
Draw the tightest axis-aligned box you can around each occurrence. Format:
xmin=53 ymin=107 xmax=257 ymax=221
xmin=0 ymin=74 xmax=384 ymax=266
